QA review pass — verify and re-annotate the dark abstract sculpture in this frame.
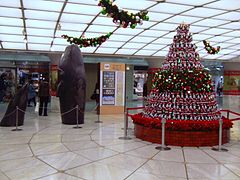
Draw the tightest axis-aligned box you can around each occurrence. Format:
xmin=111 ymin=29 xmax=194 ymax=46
xmin=57 ymin=44 xmax=86 ymax=125
xmin=0 ymin=84 xmax=28 ymax=126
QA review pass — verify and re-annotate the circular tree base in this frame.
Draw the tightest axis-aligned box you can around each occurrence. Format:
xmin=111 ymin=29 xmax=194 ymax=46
xmin=134 ymin=124 xmax=230 ymax=147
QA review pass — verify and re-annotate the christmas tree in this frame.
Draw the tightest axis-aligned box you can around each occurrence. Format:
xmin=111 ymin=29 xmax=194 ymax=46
xmin=143 ymin=24 xmax=221 ymax=122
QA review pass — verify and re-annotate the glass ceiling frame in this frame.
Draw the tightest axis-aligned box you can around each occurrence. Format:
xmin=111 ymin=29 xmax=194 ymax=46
xmin=0 ymin=0 xmax=239 ymax=60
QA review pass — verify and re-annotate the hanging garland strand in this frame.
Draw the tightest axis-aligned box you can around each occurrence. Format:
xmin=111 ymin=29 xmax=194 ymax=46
xmin=203 ymin=40 xmax=221 ymax=54
xmin=61 ymin=32 xmax=113 ymax=48
xmin=98 ymin=0 xmax=149 ymax=29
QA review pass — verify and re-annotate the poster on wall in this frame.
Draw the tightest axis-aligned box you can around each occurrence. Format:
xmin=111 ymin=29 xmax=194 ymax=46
xmin=102 ymin=89 xmax=115 ymax=105
xmin=224 ymin=71 xmax=240 ymax=95
xmin=103 ymin=71 xmax=115 ymax=88
xmin=102 ymin=71 xmax=115 ymax=105
xmin=116 ymin=71 xmax=124 ymax=106
xmin=50 ymin=65 xmax=58 ymax=96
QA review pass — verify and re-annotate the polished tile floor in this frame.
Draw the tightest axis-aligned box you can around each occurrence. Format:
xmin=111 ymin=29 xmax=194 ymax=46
xmin=0 ymin=96 xmax=240 ymax=180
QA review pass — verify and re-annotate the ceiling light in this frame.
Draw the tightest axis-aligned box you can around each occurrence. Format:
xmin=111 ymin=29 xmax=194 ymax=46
xmin=23 ymin=37 xmax=27 ymax=43
xmin=57 ymin=23 xmax=61 ymax=30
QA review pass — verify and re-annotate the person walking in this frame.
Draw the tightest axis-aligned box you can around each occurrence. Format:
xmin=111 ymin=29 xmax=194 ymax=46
xmin=28 ymin=80 xmax=36 ymax=107
xmin=38 ymin=78 xmax=50 ymax=116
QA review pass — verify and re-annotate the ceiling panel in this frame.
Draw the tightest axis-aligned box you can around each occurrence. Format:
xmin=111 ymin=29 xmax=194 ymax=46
xmin=212 ymin=42 xmax=236 ymax=49
xmin=114 ymin=28 xmax=143 ymax=35
xmin=0 ymin=26 xmax=23 ymax=35
xmin=0 ymin=7 xmax=22 ymax=18
xmin=208 ymin=36 xmax=234 ymax=43
xmin=2 ymin=42 xmax=26 ymax=49
xmin=0 ymin=34 xmax=24 ymax=42
xmin=214 ymin=12 xmax=240 ymax=21
xmin=135 ymin=21 xmax=158 ymax=29
xmin=115 ymin=49 xmax=138 ymax=55
xmin=223 ymin=31 xmax=240 ymax=37
xmin=193 ymin=19 xmax=229 ymax=27
xmin=0 ymin=17 xmax=23 ymax=26
xmin=28 ymin=43 xmax=50 ymax=51
xmin=60 ymin=23 xmax=87 ymax=31
xmin=64 ymin=3 xmax=100 ymax=15
xmin=147 ymin=12 xmax=172 ymax=22
xmin=60 ymin=14 xmax=95 ymax=24
xmin=218 ymin=49 xmax=237 ymax=55
xmin=101 ymin=41 xmax=126 ymax=48
xmin=139 ymin=30 xmax=167 ymax=37
xmin=114 ymin=0 xmax=157 ymax=10
xmin=201 ymin=28 xmax=231 ymax=35
xmin=87 ymin=25 xmax=116 ymax=33
xmin=149 ymin=3 xmax=193 ymax=14
xmin=190 ymin=26 xmax=209 ymax=33
xmin=192 ymin=34 xmax=213 ymax=41
xmin=23 ymin=0 xmax=63 ymax=11
xmin=143 ymin=44 xmax=166 ymax=50
xmin=130 ymin=36 xmax=156 ymax=43
xmin=151 ymin=22 xmax=178 ymax=31
xmin=122 ymin=43 xmax=146 ymax=49
xmin=153 ymin=38 xmax=172 ymax=45
xmin=166 ymin=0 xmax=216 ymax=6
xmin=219 ymin=22 xmax=240 ymax=30
xmin=110 ymin=34 xmax=133 ymax=41
xmin=229 ymin=44 xmax=240 ymax=50
xmin=162 ymin=32 xmax=176 ymax=38
xmin=51 ymin=45 xmax=66 ymax=52
xmin=204 ymin=0 xmax=240 ymax=10
xmin=96 ymin=47 xmax=118 ymax=54
xmin=28 ymin=36 xmax=53 ymax=44
xmin=53 ymin=38 xmax=69 ymax=46
xmin=92 ymin=16 xmax=116 ymax=26
xmin=55 ymin=30 xmax=83 ymax=38
xmin=28 ymin=28 xmax=54 ymax=37
xmin=0 ymin=0 xmax=239 ymax=60
xmin=26 ymin=20 xmax=56 ymax=29
xmin=182 ymin=8 xmax=226 ymax=18
xmin=135 ymin=50 xmax=156 ymax=56
xmin=68 ymin=0 xmax=97 ymax=5
xmin=225 ymin=38 xmax=240 ymax=44
xmin=165 ymin=15 xmax=202 ymax=24
xmin=25 ymin=10 xmax=59 ymax=21
xmin=0 ymin=1 xmax=20 ymax=7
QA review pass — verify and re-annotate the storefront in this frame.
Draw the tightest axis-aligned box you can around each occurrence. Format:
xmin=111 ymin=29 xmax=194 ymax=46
xmin=0 ymin=53 xmax=50 ymax=103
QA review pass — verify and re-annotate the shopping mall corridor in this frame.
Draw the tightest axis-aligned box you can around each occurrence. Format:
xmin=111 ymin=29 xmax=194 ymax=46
xmin=0 ymin=96 xmax=240 ymax=180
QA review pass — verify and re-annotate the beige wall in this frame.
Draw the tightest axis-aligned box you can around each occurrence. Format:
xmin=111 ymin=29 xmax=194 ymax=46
xmin=85 ymin=63 xmax=98 ymax=101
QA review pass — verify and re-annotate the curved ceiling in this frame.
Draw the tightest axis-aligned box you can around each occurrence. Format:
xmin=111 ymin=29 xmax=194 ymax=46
xmin=0 ymin=0 xmax=239 ymax=60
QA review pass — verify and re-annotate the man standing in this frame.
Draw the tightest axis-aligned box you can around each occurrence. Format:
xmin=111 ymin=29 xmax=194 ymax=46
xmin=38 ymin=78 xmax=50 ymax=116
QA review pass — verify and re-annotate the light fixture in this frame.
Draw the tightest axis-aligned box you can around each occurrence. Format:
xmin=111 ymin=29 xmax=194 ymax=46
xmin=126 ymin=66 xmax=130 ymax=70
xmin=22 ymin=29 xmax=26 ymax=36
xmin=23 ymin=37 xmax=27 ymax=43
xmin=57 ymin=23 xmax=61 ymax=30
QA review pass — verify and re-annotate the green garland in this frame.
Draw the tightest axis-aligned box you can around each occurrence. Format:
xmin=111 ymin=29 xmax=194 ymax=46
xmin=153 ymin=69 xmax=213 ymax=93
xmin=98 ymin=0 xmax=149 ymax=29
xmin=62 ymin=32 xmax=112 ymax=48
xmin=203 ymin=40 xmax=220 ymax=54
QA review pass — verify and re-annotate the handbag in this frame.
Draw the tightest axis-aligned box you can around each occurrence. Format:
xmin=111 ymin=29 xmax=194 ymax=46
xmin=90 ymin=93 xmax=96 ymax=100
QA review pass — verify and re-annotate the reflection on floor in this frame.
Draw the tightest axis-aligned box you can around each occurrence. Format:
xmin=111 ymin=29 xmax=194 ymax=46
xmin=0 ymin=95 xmax=239 ymax=180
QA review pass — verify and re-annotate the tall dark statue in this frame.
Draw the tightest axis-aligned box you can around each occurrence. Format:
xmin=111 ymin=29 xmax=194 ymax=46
xmin=57 ymin=44 xmax=86 ymax=124
xmin=0 ymin=84 xmax=28 ymax=126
